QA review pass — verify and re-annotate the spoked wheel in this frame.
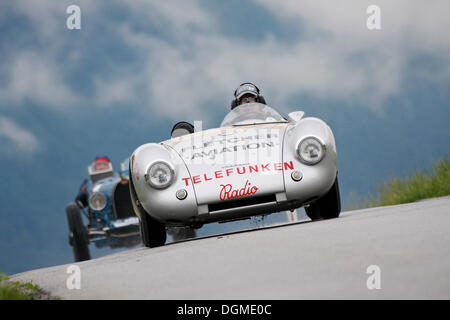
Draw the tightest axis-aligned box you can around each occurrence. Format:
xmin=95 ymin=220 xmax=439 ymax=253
xmin=129 ymin=166 xmax=167 ymax=248
xmin=66 ymin=202 xmax=91 ymax=262
xmin=305 ymin=176 xmax=341 ymax=221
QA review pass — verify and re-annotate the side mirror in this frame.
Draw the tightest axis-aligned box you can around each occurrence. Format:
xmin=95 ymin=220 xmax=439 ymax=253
xmin=287 ymin=111 xmax=305 ymax=123
xmin=171 ymin=121 xmax=194 ymax=138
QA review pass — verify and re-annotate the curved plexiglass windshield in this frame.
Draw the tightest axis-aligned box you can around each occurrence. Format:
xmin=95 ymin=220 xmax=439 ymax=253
xmin=220 ymin=103 xmax=287 ymax=127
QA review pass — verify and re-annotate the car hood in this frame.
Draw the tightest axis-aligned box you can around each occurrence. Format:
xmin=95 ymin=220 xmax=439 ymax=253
xmin=89 ymin=176 xmax=120 ymax=195
xmin=164 ymin=123 xmax=292 ymax=205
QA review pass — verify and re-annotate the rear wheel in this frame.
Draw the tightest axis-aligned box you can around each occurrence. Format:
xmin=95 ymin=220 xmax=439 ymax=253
xmin=129 ymin=167 xmax=167 ymax=248
xmin=305 ymin=176 xmax=341 ymax=221
xmin=66 ymin=203 xmax=90 ymax=262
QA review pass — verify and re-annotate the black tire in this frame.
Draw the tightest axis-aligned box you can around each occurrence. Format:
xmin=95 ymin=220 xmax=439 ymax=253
xmin=66 ymin=203 xmax=91 ymax=262
xmin=129 ymin=166 xmax=167 ymax=248
xmin=305 ymin=176 xmax=341 ymax=221
xmin=305 ymin=202 xmax=321 ymax=221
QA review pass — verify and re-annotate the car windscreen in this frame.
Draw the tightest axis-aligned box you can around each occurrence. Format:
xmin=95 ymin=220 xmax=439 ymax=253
xmin=220 ymin=103 xmax=287 ymax=127
xmin=88 ymin=161 xmax=115 ymax=184
xmin=90 ymin=171 xmax=115 ymax=184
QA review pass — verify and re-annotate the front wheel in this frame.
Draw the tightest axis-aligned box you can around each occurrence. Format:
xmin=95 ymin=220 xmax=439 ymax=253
xmin=129 ymin=167 xmax=167 ymax=248
xmin=305 ymin=176 xmax=341 ymax=220
xmin=66 ymin=203 xmax=91 ymax=262
xmin=304 ymin=202 xmax=321 ymax=221
xmin=138 ymin=208 xmax=167 ymax=248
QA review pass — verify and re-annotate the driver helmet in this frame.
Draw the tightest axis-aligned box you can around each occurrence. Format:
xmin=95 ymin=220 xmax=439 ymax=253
xmin=231 ymin=82 xmax=266 ymax=109
xmin=235 ymin=83 xmax=259 ymax=105
xmin=93 ymin=156 xmax=111 ymax=171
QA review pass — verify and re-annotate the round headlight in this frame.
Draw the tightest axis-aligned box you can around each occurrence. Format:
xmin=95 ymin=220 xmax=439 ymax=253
xmin=297 ymin=137 xmax=326 ymax=165
xmin=89 ymin=192 xmax=107 ymax=211
xmin=145 ymin=161 xmax=175 ymax=189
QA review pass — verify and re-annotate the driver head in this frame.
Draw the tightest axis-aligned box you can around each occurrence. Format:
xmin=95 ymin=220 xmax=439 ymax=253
xmin=231 ymin=82 xmax=261 ymax=109
xmin=93 ymin=156 xmax=111 ymax=171
xmin=239 ymin=93 xmax=258 ymax=105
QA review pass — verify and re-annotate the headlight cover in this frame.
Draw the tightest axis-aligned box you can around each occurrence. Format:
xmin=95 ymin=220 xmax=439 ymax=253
xmin=297 ymin=137 xmax=326 ymax=165
xmin=89 ymin=192 xmax=107 ymax=211
xmin=145 ymin=161 xmax=175 ymax=189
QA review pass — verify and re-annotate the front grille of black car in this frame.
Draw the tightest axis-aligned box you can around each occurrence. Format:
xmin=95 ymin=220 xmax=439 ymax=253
xmin=209 ymin=194 xmax=277 ymax=212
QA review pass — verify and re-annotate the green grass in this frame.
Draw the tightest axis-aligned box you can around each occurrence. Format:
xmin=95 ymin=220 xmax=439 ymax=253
xmin=0 ymin=272 xmax=59 ymax=300
xmin=0 ymin=274 xmax=29 ymax=300
xmin=348 ymin=155 xmax=450 ymax=209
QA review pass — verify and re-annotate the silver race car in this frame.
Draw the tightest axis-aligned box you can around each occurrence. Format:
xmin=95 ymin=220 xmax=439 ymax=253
xmin=130 ymin=103 xmax=340 ymax=247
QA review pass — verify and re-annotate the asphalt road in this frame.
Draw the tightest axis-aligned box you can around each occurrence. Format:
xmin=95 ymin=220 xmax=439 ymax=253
xmin=10 ymin=196 xmax=450 ymax=299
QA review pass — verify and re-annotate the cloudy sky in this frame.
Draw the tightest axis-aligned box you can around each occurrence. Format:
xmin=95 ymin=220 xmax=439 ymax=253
xmin=0 ymin=1 xmax=449 ymax=274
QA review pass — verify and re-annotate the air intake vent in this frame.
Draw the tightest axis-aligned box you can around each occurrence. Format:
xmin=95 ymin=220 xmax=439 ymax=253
xmin=209 ymin=194 xmax=277 ymax=212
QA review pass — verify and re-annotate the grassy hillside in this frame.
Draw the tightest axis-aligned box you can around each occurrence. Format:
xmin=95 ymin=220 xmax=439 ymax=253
xmin=0 ymin=272 xmax=58 ymax=300
xmin=348 ymin=155 xmax=450 ymax=209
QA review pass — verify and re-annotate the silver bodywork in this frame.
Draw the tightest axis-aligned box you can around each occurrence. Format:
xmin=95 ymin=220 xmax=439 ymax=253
xmin=131 ymin=103 xmax=337 ymax=227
